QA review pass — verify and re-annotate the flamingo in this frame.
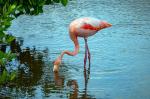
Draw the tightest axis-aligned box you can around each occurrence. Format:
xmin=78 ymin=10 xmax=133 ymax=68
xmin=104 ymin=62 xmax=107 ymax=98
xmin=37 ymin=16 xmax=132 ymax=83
xmin=53 ymin=17 xmax=112 ymax=72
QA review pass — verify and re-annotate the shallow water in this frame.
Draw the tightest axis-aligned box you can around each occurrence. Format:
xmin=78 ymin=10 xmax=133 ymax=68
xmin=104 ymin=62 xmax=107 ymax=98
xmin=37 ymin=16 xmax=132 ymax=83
xmin=4 ymin=0 xmax=150 ymax=98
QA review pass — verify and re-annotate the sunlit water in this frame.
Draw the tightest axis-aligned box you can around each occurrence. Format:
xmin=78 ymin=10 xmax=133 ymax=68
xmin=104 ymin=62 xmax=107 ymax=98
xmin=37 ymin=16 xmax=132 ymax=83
xmin=4 ymin=0 xmax=150 ymax=98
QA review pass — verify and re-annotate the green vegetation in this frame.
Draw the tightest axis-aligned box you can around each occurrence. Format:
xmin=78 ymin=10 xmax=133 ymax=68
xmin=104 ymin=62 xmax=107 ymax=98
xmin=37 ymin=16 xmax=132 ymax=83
xmin=0 ymin=51 xmax=16 ymax=84
xmin=0 ymin=0 xmax=68 ymax=85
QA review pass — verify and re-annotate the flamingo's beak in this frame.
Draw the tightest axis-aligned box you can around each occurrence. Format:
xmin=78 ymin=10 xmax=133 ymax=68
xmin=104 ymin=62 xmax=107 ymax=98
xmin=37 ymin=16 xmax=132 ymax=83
xmin=53 ymin=65 xmax=59 ymax=72
xmin=53 ymin=57 xmax=61 ymax=72
xmin=100 ymin=21 xmax=112 ymax=29
xmin=107 ymin=23 xmax=112 ymax=27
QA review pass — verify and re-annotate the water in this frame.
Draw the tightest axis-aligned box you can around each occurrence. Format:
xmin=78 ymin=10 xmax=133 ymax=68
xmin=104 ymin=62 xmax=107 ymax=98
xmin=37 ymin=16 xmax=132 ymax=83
xmin=3 ymin=0 xmax=150 ymax=98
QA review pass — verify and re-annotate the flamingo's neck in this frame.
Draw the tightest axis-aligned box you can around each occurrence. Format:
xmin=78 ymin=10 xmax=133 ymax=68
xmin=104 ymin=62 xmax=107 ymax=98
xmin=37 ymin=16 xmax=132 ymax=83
xmin=60 ymin=37 xmax=79 ymax=59
xmin=53 ymin=36 xmax=79 ymax=69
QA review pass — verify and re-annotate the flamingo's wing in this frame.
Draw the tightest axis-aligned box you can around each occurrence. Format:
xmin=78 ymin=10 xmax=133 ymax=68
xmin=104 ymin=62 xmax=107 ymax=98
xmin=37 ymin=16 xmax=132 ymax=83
xmin=81 ymin=18 xmax=100 ymax=31
xmin=81 ymin=23 xmax=98 ymax=30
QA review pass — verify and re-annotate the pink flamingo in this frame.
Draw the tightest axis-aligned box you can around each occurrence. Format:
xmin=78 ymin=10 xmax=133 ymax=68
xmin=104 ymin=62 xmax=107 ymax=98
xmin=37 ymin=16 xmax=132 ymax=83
xmin=53 ymin=17 xmax=112 ymax=72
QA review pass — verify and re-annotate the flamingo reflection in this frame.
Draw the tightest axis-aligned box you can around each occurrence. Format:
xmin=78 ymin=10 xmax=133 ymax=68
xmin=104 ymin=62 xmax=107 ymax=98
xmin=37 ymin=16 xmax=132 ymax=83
xmin=67 ymin=65 xmax=92 ymax=99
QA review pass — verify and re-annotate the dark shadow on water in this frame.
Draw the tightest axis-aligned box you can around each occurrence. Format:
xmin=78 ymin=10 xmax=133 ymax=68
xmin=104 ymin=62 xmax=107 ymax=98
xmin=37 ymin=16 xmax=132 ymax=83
xmin=0 ymin=37 xmax=95 ymax=98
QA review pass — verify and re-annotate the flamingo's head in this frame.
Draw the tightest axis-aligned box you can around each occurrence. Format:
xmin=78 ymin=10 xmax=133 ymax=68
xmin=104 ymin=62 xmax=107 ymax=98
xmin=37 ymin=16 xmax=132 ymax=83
xmin=53 ymin=57 xmax=61 ymax=72
xmin=100 ymin=21 xmax=112 ymax=29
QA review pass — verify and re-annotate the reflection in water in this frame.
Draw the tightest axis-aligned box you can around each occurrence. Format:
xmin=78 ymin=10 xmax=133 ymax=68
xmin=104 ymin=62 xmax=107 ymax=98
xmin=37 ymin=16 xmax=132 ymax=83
xmin=67 ymin=65 xmax=93 ymax=99
xmin=11 ymin=39 xmax=43 ymax=87
xmin=0 ymin=38 xmax=94 ymax=98
xmin=54 ymin=72 xmax=65 ymax=88
xmin=83 ymin=66 xmax=90 ymax=99
xmin=67 ymin=80 xmax=79 ymax=99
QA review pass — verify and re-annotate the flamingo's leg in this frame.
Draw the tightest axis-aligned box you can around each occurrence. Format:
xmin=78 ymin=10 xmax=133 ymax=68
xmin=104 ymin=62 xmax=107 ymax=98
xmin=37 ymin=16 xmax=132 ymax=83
xmin=86 ymin=43 xmax=91 ymax=67
xmin=84 ymin=38 xmax=88 ymax=67
xmin=84 ymin=38 xmax=91 ymax=67
xmin=85 ymin=41 xmax=91 ymax=80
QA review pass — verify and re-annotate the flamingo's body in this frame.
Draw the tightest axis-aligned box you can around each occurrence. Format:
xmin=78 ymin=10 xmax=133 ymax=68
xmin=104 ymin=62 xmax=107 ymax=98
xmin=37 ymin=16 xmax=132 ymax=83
xmin=53 ymin=17 xmax=112 ymax=72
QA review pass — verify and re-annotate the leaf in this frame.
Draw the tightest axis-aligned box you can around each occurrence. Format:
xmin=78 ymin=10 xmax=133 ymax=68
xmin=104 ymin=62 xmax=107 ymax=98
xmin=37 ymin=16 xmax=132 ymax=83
xmin=28 ymin=0 xmax=32 ymax=5
xmin=61 ymin=0 xmax=68 ymax=6
xmin=0 ymin=51 xmax=5 ymax=59
xmin=53 ymin=0 xmax=60 ymax=3
xmin=10 ymin=4 xmax=16 ymax=11
xmin=6 ymin=35 xmax=15 ymax=44
xmin=0 ymin=70 xmax=8 ymax=82
xmin=8 ymin=16 xmax=14 ymax=21
xmin=10 ymin=71 xmax=16 ymax=81
xmin=7 ymin=4 xmax=17 ymax=15
xmin=39 ymin=0 xmax=45 ymax=6
xmin=0 ymin=32 xmax=5 ymax=38
xmin=6 ymin=51 xmax=16 ymax=61
xmin=38 ymin=6 xmax=43 ymax=13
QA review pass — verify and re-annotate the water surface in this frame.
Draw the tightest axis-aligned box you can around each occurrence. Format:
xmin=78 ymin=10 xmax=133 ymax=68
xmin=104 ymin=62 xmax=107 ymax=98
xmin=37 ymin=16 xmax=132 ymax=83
xmin=4 ymin=0 xmax=150 ymax=98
